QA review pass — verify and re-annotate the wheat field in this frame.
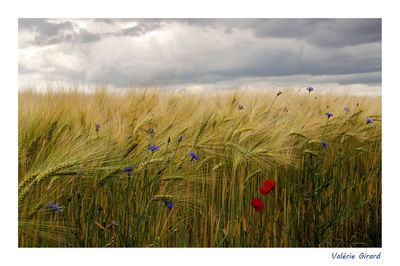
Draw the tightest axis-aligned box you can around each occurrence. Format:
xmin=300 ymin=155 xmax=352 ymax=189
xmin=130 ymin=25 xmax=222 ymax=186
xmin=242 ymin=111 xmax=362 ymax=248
xmin=18 ymin=88 xmax=381 ymax=247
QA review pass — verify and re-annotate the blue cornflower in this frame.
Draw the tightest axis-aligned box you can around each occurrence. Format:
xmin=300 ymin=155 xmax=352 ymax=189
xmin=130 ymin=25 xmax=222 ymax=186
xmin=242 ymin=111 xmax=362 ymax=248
xmin=306 ymin=87 xmax=314 ymax=93
xmin=47 ymin=201 xmax=64 ymax=212
xmin=238 ymin=104 xmax=244 ymax=110
xmin=122 ymin=166 xmax=134 ymax=172
xmin=344 ymin=107 xmax=350 ymax=113
xmin=163 ymin=199 xmax=174 ymax=210
xmin=326 ymin=112 xmax=333 ymax=118
xmin=322 ymin=141 xmax=329 ymax=148
xmin=149 ymin=144 xmax=160 ymax=152
xmin=190 ymin=151 xmax=200 ymax=160
xmin=366 ymin=118 xmax=374 ymax=124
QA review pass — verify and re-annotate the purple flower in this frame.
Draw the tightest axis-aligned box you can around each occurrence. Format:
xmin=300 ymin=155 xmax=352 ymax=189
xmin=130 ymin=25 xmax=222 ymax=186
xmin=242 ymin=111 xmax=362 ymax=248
xmin=322 ymin=141 xmax=329 ymax=148
xmin=366 ymin=118 xmax=374 ymax=124
xmin=326 ymin=112 xmax=333 ymax=118
xmin=163 ymin=199 xmax=174 ymax=210
xmin=149 ymin=144 xmax=160 ymax=152
xmin=344 ymin=107 xmax=350 ymax=113
xmin=238 ymin=104 xmax=244 ymax=110
xmin=47 ymin=201 xmax=64 ymax=212
xmin=122 ymin=166 xmax=134 ymax=172
xmin=190 ymin=151 xmax=200 ymax=160
xmin=95 ymin=124 xmax=100 ymax=132
xmin=306 ymin=87 xmax=314 ymax=93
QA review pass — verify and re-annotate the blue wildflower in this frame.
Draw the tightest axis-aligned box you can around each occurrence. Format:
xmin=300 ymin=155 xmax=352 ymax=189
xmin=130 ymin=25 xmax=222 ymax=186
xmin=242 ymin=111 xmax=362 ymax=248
xmin=322 ymin=141 xmax=329 ymax=148
xmin=190 ymin=151 xmax=200 ymax=160
xmin=366 ymin=118 xmax=374 ymax=124
xmin=326 ymin=112 xmax=333 ymax=118
xmin=163 ymin=199 xmax=174 ymax=210
xmin=344 ymin=107 xmax=350 ymax=113
xmin=149 ymin=144 xmax=160 ymax=152
xmin=306 ymin=87 xmax=314 ymax=93
xmin=238 ymin=104 xmax=244 ymax=110
xmin=122 ymin=166 xmax=134 ymax=172
xmin=47 ymin=201 xmax=64 ymax=212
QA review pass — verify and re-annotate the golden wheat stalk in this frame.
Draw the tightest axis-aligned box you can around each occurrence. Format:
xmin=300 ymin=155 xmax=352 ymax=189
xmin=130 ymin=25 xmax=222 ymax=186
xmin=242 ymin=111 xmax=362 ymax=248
xmin=212 ymin=162 xmax=224 ymax=171
xmin=192 ymin=114 xmax=212 ymax=148
xmin=35 ymin=161 xmax=77 ymax=186
xmin=96 ymin=169 xmax=122 ymax=187
xmin=232 ymin=127 xmax=253 ymax=137
xmin=18 ymin=170 xmax=40 ymax=190
xmin=196 ymin=156 xmax=213 ymax=169
xmin=244 ymin=170 xmax=261 ymax=184
xmin=151 ymin=194 xmax=174 ymax=201
xmin=138 ymin=158 xmax=164 ymax=170
xmin=227 ymin=142 xmax=247 ymax=156
xmin=18 ymin=161 xmax=77 ymax=203
xmin=133 ymin=115 xmax=153 ymax=135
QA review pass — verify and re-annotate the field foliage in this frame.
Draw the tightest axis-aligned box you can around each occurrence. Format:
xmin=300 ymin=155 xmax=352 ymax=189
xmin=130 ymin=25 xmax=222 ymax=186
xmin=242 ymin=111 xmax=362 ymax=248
xmin=18 ymin=88 xmax=381 ymax=247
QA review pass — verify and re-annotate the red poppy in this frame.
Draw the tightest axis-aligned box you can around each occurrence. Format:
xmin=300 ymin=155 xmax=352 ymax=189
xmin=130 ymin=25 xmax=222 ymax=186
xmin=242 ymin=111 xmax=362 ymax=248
xmin=252 ymin=197 xmax=264 ymax=213
xmin=260 ymin=180 xmax=276 ymax=195
xmin=264 ymin=180 xmax=275 ymax=188
xmin=260 ymin=186 xmax=272 ymax=195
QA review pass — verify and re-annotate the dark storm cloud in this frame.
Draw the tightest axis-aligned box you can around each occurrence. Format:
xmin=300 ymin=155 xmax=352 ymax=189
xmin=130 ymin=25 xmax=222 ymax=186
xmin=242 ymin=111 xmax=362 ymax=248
xmin=19 ymin=18 xmax=73 ymax=35
xmin=73 ymin=29 xmax=101 ymax=43
xmin=19 ymin=18 xmax=101 ymax=47
xmin=93 ymin=18 xmax=114 ymax=25
xmin=20 ymin=18 xmax=381 ymax=48
xmin=305 ymin=19 xmax=381 ymax=47
xmin=18 ymin=18 xmax=381 ymax=93
xmin=176 ymin=18 xmax=381 ymax=48
xmin=119 ymin=22 xmax=164 ymax=37
xmin=19 ymin=18 xmax=73 ymax=46
xmin=335 ymin=71 xmax=381 ymax=85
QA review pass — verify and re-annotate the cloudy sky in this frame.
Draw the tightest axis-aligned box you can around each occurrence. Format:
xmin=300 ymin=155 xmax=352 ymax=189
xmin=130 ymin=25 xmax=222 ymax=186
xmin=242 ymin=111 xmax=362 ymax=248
xmin=18 ymin=18 xmax=381 ymax=94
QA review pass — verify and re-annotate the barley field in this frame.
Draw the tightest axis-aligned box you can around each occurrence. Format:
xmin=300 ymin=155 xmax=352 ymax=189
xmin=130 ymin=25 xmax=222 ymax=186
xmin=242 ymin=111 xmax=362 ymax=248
xmin=18 ymin=88 xmax=381 ymax=247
